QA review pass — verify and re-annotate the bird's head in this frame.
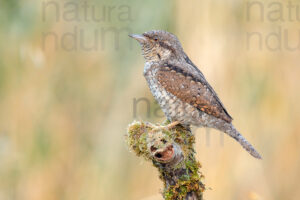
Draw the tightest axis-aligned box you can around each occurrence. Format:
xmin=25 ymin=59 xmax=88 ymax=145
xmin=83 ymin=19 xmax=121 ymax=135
xmin=129 ymin=30 xmax=185 ymax=62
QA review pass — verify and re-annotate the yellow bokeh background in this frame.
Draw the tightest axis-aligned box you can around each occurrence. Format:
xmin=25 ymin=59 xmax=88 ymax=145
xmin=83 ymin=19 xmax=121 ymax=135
xmin=0 ymin=0 xmax=299 ymax=199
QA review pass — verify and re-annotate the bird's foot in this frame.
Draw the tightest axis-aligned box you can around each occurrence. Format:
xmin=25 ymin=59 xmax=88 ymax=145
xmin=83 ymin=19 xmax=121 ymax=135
xmin=151 ymin=121 xmax=180 ymax=132
xmin=166 ymin=121 xmax=180 ymax=129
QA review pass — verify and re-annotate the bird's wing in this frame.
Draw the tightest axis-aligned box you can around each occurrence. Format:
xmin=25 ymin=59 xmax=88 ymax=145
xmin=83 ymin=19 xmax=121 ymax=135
xmin=156 ymin=62 xmax=232 ymax=123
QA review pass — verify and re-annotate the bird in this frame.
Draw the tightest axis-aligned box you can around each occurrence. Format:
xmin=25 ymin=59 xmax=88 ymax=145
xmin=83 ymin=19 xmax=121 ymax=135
xmin=129 ymin=30 xmax=262 ymax=159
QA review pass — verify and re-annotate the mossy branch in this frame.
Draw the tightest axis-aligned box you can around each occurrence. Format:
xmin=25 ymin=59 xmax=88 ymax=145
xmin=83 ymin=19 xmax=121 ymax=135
xmin=126 ymin=121 xmax=205 ymax=200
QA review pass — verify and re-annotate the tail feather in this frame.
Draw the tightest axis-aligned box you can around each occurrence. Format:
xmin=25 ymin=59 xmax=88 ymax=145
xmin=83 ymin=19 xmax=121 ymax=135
xmin=224 ymin=125 xmax=262 ymax=159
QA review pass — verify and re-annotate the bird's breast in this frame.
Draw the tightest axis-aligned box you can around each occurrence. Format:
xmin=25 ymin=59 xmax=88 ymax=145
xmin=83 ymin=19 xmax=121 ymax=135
xmin=143 ymin=63 xmax=202 ymax=125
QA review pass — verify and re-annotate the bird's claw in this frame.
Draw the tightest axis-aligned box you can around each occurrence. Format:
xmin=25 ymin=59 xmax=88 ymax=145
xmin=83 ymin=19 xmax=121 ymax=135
xmin=151 ymin=121 xmax=180 ymax=132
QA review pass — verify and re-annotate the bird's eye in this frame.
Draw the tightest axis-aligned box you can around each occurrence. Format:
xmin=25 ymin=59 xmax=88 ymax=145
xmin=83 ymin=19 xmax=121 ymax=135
xmin=153 ymin=36 xmax=158 ymax=41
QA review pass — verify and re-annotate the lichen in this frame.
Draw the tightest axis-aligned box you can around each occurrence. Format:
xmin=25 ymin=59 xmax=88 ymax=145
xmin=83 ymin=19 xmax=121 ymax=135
xmin=126 ymin=121 xmax=152 ymax=159
xmin=126 ymin=121 xmax=205 ymax=200
xmin=161 ymin=153 xmax=205 ymax=200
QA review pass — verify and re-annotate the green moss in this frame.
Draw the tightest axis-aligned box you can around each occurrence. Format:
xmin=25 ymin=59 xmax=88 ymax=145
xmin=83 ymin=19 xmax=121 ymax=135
xmin=126 ymin=121 xmax=151 ymax=158
xmin=126 ymin=121 xmax=205 ymax=200
xmin=162 ymin=154 xmax=205 ymax=200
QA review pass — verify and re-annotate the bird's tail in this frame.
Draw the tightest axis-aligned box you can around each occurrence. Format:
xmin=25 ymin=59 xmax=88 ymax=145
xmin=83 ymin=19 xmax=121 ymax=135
xmin=222 ymin=124 xmax=262 ymax=159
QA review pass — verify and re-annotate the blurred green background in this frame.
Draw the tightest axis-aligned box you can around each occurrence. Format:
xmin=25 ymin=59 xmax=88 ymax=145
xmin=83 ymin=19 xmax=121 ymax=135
xmin=0 ymin=0 xmax=299 ymax=199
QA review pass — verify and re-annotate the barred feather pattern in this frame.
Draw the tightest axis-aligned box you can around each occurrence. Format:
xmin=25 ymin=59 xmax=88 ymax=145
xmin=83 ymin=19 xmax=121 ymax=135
xmin=144 ymin=62 xmax=262 ymax=159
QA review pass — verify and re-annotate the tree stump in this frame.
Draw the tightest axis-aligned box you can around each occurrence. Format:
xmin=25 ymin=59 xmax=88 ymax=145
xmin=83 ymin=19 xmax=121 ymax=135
xmin=126 ymin=121 xmax=205 ymax=200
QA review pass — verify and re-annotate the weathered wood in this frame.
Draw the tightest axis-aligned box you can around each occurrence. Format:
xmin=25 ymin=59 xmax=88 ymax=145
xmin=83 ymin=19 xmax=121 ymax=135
xmin=126 ymin=121 xmax=205 ymax=200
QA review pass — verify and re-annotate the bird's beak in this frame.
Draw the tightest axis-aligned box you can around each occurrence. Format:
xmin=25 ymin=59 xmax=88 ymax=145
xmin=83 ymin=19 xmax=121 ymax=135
xmin=129 ymin=34 xmax=147 ymax=43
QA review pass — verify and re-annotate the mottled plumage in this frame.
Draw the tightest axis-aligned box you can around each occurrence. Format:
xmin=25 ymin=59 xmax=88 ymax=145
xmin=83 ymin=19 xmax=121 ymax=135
xmin=130 ymin=30 xmax=261 ymax=159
